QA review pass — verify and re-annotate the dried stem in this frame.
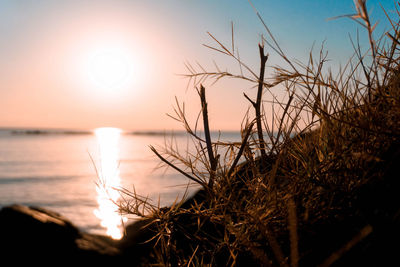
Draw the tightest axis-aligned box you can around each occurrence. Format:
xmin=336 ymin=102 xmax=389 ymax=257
xmin=288 ymin=197 xmax=299 ymax=267
xmin=227 ymin=122 xmax=255 ymax=177
xmin=149 ymin=145 xmax=206 ymax=186
xmin=256 ymin=44 xmax=268 ymax=161
xmin=199 ymin=85 xmax=217 ymax=189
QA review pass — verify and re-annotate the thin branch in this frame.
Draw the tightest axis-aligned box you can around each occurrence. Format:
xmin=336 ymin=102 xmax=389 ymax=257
xmin=150 ymin=145 xmax=206 ymax=186
xmin=256 ymin=44 xmax=269 ymax=161
xmin=199 ymin=85 xmax=217 ymax=189
xmin=227 ymin=122 xmax=255 ymax=177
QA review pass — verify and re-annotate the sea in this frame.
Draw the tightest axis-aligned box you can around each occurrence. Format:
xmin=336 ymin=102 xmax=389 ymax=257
xmin=0 ymin=128 xmax=240 ymax=239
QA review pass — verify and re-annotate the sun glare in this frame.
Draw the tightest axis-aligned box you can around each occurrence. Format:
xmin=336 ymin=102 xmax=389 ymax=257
xmin=81 ymin=44 xmax=136 ymax=93
xmin=90 ymin=52 xmax=129 ymax=86
xmin=93 ymin=127 xmax=125 ymax=239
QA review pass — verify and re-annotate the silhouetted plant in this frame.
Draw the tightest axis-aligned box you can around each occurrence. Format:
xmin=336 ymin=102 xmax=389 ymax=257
xmin=114 ymin=1 xmax=400 ymax=266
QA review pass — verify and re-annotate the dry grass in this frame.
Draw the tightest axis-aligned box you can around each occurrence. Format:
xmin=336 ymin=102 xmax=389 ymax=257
xmin=115 ymin=1 xmax=400 ymax=266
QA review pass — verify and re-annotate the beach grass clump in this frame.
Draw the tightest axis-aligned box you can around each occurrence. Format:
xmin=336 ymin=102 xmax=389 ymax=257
xmin=117 ymin=1 xmax=400 ymax=266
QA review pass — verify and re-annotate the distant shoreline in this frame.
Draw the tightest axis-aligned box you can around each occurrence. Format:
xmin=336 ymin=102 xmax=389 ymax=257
xmin=10 ymin=129 xmax=92 ymax=135
xmin=0 ymin=128 xmax=241 ymax=137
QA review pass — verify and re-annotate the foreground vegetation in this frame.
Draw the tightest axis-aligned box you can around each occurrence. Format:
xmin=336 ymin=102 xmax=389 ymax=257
xmin=117 ymin=1 xmax=400 ymax=266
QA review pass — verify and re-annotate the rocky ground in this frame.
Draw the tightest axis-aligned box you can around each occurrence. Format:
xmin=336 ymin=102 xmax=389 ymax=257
xmin=0 ymin=204 xmax=155 ymax=264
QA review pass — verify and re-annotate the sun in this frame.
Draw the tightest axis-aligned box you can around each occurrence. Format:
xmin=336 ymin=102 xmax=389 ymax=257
xmin=90 ymin=51 xmax=129 ymax=87
xmin=81 ymin=44 xmax=136 ymax=93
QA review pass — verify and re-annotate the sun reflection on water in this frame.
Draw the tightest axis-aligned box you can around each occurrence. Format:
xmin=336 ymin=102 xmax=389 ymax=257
xmin=94 ymin=127 xmax=125 ymax=239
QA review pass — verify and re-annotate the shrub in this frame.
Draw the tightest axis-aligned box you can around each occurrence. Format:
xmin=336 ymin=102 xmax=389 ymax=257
xmin=117 ymin=1 xmax=400 ymax=266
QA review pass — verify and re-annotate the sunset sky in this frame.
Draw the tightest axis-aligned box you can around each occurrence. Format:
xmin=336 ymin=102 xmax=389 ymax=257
xmin=0 ymin=0 xmax=394 ymax=131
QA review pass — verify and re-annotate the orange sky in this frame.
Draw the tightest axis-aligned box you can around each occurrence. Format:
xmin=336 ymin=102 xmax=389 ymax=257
xmin=0 ymin=1 xmax=394 ymax=131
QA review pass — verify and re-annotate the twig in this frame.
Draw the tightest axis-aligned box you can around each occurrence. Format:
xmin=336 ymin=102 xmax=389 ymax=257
xmin=287 ymin=197 xmax=299 ymax=267
xmin=227 ymin=122 xmax=255 ymax=177
xmin=150 ymin=145 xmax=206 ymax=186
xmin=319 ymin=225 xmax=373 ymax=267
xmin=256 ymin=44 xmax=269 ymax=161
xmin=199 ymin=85 xmax=217 ymax=189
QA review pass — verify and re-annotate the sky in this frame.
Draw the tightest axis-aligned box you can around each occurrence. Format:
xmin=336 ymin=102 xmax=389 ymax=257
xmin=0 ymin=0 xmax=396 ymax=131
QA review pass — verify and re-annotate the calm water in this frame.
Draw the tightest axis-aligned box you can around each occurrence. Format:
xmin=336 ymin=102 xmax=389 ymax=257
xmin=0 ymin=128 xmax=239 ymax=238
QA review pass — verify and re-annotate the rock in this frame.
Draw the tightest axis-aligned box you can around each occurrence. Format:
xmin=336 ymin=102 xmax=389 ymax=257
xmin=76 ymin=233 xmax=120 ymax=257
xmin=0 ymin=190 xmax=217 ymax=264
xmin=118 ymin=218 xmax=156 ymax=250
xmin=117 ymin=218 xmax=158 ymax=264
xmin=0 ymin=204 xmax=121 ymax=263
xmin=115 ymin=189 xmax=210 ymax=264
